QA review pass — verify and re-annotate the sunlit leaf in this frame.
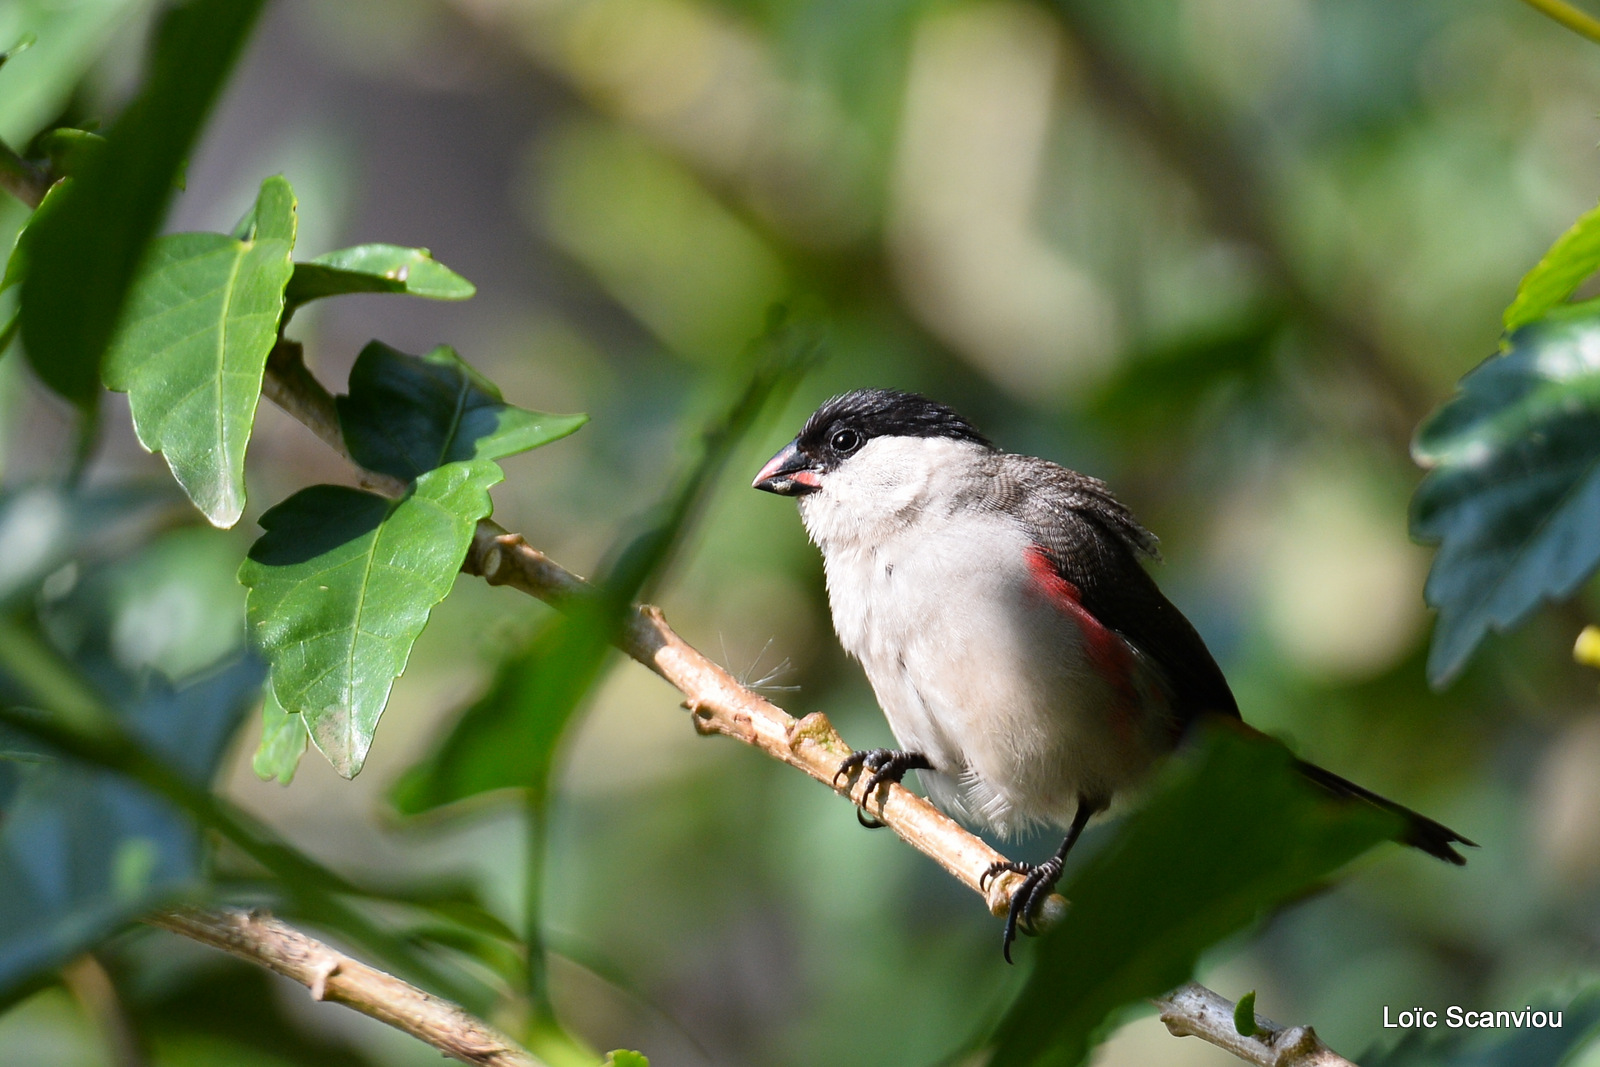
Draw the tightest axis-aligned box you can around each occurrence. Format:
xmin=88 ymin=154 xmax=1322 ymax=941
xmin=0 ymin=653 xmax=263 ymax=999
xmin=337 ymin=341 xmax=586 ymax=483
xmin=18 ymin=0 xmax=268 ymax=409
xmin=102 ymin=176 xmax=296 ymax=528
xmin=987 ymin=726 xmax=1396 ymax=1067
xmin=1503 ymin=202 xmax=1600 ymax=336
xmin=603 ymin=1052 xmax=650 ymax=1067
xmin=252 ymin=686 xmax=306 ymax=786
xmin=239 ymin=460 xmax=502 ymax=778
xmin=1411 ymin=303 xmax=1600 ymax=686
xmin=284 ymin=244 xmax=475 ymax=312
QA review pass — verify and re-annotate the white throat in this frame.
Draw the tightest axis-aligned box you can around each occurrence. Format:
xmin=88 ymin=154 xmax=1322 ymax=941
xmin=797 ymin=436 xmax=990 ymax=552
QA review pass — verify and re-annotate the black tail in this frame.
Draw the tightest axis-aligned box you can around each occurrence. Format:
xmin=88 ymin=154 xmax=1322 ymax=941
xmin=1295 ymin=760 xmax=1474 ymax=865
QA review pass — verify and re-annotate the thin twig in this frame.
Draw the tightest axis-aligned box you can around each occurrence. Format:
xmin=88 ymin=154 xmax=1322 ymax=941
xmin=0 ymin=138 xmax=46 ymax=209
xmin=147 ymin=908 xmax=543 ymax=1067
xmin=1519 ymin=0 xmax=1600 ymax=45
xmin=1155 ymin=984 xmax=1356 ymax=1067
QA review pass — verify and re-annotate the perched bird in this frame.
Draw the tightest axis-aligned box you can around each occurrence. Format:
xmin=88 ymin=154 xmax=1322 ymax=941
xmin=752 ymin=389 xmax=1471 ymax=960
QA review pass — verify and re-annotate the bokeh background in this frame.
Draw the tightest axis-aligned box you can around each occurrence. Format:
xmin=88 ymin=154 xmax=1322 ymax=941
xmin=2 ymin=0 xmax=1599 ymax=1063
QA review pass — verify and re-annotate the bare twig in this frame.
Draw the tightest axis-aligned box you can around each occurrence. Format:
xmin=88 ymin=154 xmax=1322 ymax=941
xmin=147 ymin=908 xmax=543 ymax=1067
xmin=0 ymin=138 xmax=46 ymax=209
xmin=1155 ymin=983 xmax=1357 ymax=1067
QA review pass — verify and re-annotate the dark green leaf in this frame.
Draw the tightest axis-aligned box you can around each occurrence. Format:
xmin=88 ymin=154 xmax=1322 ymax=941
xmin=252 ymin=686 xmax=306 ymax=786
xmin=103 ymin=176 xmax=297 ymax=528
xmin=0 ymin=653 xmax=263 ymax=999
xmin=391 ymin=308 xmax=820 ymax=814
xmin=239 ymin=460 xmax=502 ymax=778
xmin=18 ymin=0 xmax=267 ymax=409
xmin=284 ymin=244 xmax=475 ymax=311
xmin=1233 ymin=990 xmax=1258 ymax=1037
xmin=1363 ymin=988 xmax=1600 ymax=1067
xmin=1504 ymin=202 xmax=1600 ymax=336
xmin=987 ymin=726 xmax=1396 ymax=1067
xmin=37 ymin=128 xmax=107 ymax=180
xmin=1411 ymin=303 xmax=1600 ymax=686
xmin=3 ymin=177 xmax=71 ymax=293
xmin=337 ymin=341 xmax=586 ymax=482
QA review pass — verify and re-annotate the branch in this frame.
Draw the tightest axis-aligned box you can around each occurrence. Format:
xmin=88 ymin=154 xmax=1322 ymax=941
xmin=1155 ymin=984 xmax=1356 ymax=1067
xmin=147 ymin=908 xmax=543 ymax=1067
xmin=0 ymin=138 xmax=47 ymax=210
xmin=1519 ymin=0 xmax=1600 ymax=45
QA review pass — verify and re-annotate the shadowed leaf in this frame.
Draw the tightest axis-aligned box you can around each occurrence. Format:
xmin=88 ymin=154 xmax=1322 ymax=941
xmin=1411 ymin=302 xmax=1600 ymax=686
xmin=239 ymin=461 xmax=502 ymax=778
xmin=252 ymin=685 xmax=306 ymax=786
xmin=18 ymin=0 xmax=267 ymax=409
xmin=988 ymin=726 xmax=1396 ymax=1067
xmin=337 ymin=341 xmax=586 ymax=483
xmin=103 ymin=176 xmax=297 ymax=528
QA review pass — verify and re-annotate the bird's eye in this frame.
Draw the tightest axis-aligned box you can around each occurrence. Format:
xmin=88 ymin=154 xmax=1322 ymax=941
xmin=831 ymin=428 xmax=862 ymax=453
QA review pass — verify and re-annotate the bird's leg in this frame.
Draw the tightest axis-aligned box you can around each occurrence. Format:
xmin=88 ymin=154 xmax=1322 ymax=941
xmin=980 ymin=796 xmax=1102 ymax=963
xmin=833 ymin=749 xmax=932 ymax=828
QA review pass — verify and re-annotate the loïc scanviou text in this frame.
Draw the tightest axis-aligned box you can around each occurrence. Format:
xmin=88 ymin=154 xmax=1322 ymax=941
xmin=1383 ymin=1006 xmax=1562 ymax=1029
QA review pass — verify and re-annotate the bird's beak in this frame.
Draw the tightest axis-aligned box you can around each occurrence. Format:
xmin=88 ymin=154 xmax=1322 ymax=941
xmin=753 ymin=439 xmax=821 ymax=496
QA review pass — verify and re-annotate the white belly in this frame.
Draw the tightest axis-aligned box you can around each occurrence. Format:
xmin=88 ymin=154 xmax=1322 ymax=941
xmin=812 ymin=508 xmax=1162 ymax=838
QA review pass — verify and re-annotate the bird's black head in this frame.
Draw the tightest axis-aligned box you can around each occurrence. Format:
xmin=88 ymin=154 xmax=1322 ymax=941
xmin=753 ymin=389 xmax=991 ymax=495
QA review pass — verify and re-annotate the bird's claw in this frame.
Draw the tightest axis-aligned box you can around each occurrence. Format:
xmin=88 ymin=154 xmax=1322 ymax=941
xmin=833 ymin=748 xmax=931 ymax=827
xmin=982 ymin=857 xmax=1064 ymax=964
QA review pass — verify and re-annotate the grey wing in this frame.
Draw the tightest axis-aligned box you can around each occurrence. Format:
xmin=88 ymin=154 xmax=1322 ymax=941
xmin=991 ymin=455 xmax=1240 ymax=738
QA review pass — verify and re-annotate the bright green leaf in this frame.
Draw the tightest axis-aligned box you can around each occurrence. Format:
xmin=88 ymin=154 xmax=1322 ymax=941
xmin=987 ymin=726 xmax=1396 ymax=1067
xmin=18 ymin=0 xmax=267 ymax=409
xmin=102 ymin=176 xmax=296 ymax=528
xmin=239 ymin=460 xmax=502 ymax=779
xmin=1504 ymin=202 xmax=1600 ymax=336
xmin=284 ymin=244 xmax=475 ymax=312
xmin=337 ymin=341 xmax=586 ymax=482
xmin=603 ymin=1052 xmax=650 ymax=1067
xmin=1411 ymin=302 xmax=1600 ymax=686
xmin=1233 ymin=991 xmax=1258 ymax=1037
xmin=252 ymin=686 xmax=307 ymax=786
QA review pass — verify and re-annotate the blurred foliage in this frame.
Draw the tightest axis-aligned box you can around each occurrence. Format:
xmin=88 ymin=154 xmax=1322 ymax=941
xmin=0 ymin=0 xmax=1599 ymax=1065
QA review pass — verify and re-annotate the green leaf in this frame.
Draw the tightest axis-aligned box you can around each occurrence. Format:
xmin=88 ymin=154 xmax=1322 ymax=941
xmin=37 ymin=128 xmax=107 ymax=181
xmin=1363 ymin=988 xmax=1600 ymax=1067
xmin=1504 ymin=202 xmax=1600 ymax=336
xmin=103 ymin=176 xmax=297 ymax=528
xmin=603 ymin=1053 xmax=650 ymax=1067
xmin=337 ymin=341 xmax=586 ymax=482
xmin=1233 ymin=991 xmax=1258 ymax=1037
xmin=18 ymin=0 xmax=268 ymax=409
xmin=239 ymin=460 xmax=502 ymax=779
xmin=284 ymin=244 xmax=475 ymax=311
xmin=987 ymin=726 xmax=1396 ymax=1067
xmin=392 ymin=308 xmax=819 ymax=815
xmin=1411 ymin=303 xmax=1600 ymax=686
xmin=252 ymin=686 xmax=307 ymax=786
xmin=0 ymin=652 xmax=263 ymax=999
xmin=3 ymin=179 xmax=71 ymax=294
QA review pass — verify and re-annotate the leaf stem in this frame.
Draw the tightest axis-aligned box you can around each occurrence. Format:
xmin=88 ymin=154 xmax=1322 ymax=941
xmin=0 ymin=137 xmax=47 ymax=210
xmin=1519 ymin=0 xmax=1600 ymax=44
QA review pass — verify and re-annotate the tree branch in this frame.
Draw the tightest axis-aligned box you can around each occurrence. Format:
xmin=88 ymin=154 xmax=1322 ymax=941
xmin=147 ymin=908 xmax=543 ymax=1067
xmin=1155 ymin=984 xmax=1356 ymax=1067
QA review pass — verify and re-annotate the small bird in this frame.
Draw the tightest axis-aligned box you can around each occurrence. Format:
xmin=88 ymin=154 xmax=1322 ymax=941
xmin=753 ymin=389 xmax=1471 ymax=960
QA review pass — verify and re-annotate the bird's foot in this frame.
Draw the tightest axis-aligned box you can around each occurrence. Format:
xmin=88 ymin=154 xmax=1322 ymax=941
xmin=981 ymin=857 xmax=1064 ymax=964
xmin=833 ymin=748 xmax=931 ymax=828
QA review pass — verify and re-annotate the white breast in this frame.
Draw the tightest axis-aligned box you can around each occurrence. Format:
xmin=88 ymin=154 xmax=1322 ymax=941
xmin=799 ymin=437 xmax=1165 ymax=837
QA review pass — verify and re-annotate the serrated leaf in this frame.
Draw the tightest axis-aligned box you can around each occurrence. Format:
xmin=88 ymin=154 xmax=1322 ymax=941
xmin=239 ymin=460 xmax=502 ymax=778
xmin=987 ymin=727 xmax=1395 ymax=1067
xmin=1504 ymin=202 xmax=1600 ymax=336
xmin=284 ymin=244 xmax=475 ymax=312
xmin=252 ymin=686 xmax=306 ymax=785
xmin=1411 ymin=304 xmax=1600 ymax=686
xmin=337 ymin=341 xmax=586 ymax=482
xmin=18 ymin=0 xmax=268 ymax=410
xmin=102 ymin=176 xmax=296 ymax=528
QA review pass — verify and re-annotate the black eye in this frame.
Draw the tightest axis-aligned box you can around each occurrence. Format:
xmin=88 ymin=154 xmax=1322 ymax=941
xmin=831 ymin=428 xmax=862 ymax=453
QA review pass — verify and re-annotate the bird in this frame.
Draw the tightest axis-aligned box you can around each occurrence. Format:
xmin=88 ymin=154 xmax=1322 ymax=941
xmin=751 ymin=388 xmax=1471 ymax=961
